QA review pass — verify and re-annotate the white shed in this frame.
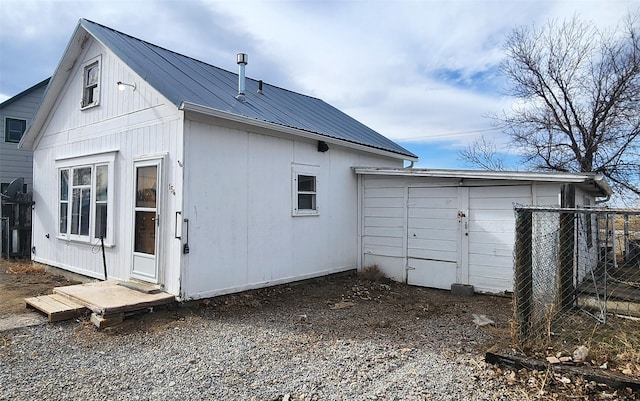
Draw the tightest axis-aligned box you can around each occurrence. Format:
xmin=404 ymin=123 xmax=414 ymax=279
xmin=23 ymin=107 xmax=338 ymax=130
xmin=355 ymin=168 xmax=611 ymax=293
xmin=19 ymin=19 xmax=416 ymax=301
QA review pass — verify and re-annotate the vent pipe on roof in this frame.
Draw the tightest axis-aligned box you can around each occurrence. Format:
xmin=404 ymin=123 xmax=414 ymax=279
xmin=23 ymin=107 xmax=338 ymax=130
xmin=236 ymin=53 xmax=248 ymax=101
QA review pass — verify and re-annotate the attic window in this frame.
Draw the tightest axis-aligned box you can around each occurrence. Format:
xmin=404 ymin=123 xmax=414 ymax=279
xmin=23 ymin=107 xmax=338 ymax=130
xmin=81 ymin=57 xmax=100 ymax=109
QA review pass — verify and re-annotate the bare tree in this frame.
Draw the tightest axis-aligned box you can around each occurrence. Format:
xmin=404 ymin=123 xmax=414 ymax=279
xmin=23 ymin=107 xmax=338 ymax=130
xmin=463 ymin=13 xmax=640 ymax=199
xmin=459 ymin=135 xmax=506 ymax=171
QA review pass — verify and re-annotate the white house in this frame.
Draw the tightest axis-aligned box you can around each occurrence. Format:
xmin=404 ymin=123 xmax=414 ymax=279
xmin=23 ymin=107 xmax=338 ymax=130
xmin=19 ymin=19 xmax=417 ymax=300
xmin=355 ymin=168 xmax=611 ymax=293
xmin=0 ymin=78 xmax=49 ymax=193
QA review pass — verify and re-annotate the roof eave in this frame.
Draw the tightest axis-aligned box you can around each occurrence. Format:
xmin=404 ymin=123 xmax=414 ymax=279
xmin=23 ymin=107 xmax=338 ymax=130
xmin=180 ymin=102 xmax=418 ymax=162
xmin=353 ymin=167 xmax=612 ymax=197
xmin=19 ymin=20 xmax=89 ymax=150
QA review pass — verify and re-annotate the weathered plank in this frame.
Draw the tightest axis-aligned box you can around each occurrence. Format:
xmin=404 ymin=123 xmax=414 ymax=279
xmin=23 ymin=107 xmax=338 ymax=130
xmin=53 ymin=280 xmax=175 ymax=315
xmin=25 ymin=294 xmax=86 ymax=322
xmin=485 ymin=352 xmax=640 ymax=391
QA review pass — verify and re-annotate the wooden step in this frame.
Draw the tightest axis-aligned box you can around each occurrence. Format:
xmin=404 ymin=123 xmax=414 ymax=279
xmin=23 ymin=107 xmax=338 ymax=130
xmin=25 ymin=294 xmax=87 ymax=322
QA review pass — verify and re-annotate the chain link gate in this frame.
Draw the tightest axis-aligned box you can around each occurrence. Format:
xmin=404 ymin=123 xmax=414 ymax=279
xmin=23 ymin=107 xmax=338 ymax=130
xmin=513 ymin=206 xmax=640 ymax=348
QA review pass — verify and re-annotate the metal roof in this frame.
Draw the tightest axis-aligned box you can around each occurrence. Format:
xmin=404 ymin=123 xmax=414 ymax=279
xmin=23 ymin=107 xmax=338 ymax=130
xmin=353 ymin=167 xmax=612 ymax=197
xmin=80 ymin=19 xmax=416 ymax=160
xmin=0 ymin=78 xmax=50 ymax=109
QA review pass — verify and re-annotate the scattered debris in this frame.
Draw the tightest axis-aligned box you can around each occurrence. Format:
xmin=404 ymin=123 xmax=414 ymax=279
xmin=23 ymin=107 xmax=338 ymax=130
xmin=573 ymin=345 xmax=589 ymax=363
xmin=546 ymin=356 xmax=561 ymax=364
xmin=472 ymin=313 xmax=494 ymax=327
xmin=330 ymin=301 xmax=355 ymax=310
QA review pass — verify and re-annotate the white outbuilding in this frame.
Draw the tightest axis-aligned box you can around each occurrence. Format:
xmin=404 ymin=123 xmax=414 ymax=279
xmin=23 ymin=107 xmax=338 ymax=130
xmin=355 ymin=168 xmax=611 ymax=293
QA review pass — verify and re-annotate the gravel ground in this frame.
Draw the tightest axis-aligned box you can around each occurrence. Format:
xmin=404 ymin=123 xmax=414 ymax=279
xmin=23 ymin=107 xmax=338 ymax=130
xmin=2 ymin=271 xmax=623 ymax=400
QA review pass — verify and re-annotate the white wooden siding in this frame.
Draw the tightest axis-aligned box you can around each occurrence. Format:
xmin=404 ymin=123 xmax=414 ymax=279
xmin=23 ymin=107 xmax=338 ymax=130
xmin=182 ymin=119 xmax=402 ymax=299
xmin=30 ymin=38 xmax=184 ymax=295
xmin=406 ymin=186 xmax=459 ymax=289
xmin=467 ymin=185 xmax=532 ymax=292
xmin=361 ymin=177 xmax=407 ymax=281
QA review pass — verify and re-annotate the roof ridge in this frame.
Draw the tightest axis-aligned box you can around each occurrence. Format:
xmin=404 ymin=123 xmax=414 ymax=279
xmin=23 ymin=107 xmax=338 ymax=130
xmin=80 ymin=18 xmax=323 ymax=102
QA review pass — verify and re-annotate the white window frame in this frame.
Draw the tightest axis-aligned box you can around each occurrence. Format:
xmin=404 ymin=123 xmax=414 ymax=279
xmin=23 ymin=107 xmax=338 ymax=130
xmin=57 ymin=151 xmax=116 ymax=245
xmin=80 ymin=55 xmax=101 ymax=109
xmin=292 ymin=164 xmax=319 ymax=216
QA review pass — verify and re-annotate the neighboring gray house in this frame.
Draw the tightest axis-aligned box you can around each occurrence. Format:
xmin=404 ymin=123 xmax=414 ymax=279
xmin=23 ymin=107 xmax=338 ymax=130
xmin=0 ymin=78 xmax=49 ymax=193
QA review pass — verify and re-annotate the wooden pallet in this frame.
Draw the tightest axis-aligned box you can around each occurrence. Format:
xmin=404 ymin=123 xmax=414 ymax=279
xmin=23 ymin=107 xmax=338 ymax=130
xmin=25 ymin=294 xmax=87 ymax=322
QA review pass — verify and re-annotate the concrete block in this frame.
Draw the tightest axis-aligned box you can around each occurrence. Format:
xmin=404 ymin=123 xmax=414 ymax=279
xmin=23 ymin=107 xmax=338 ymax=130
xmin=451 ymin=283 xmax=474 ymax=297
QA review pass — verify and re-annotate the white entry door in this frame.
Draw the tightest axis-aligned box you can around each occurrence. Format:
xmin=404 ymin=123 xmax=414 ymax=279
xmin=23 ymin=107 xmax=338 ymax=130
xmin=131 ymin=159 xmax=162 ymax=283
xmin=406 ymin=186 xmax=468 ymax=289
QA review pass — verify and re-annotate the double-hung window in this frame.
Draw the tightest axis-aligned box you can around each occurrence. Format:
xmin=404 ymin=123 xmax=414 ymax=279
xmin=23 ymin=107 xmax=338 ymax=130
xmin=58 ymin=152 xmax=114 ymax=243
xmin=5 ymin=118 xmax=27 ymax=143
xmin=292 ymin=164 xmax=319 ymax=216
xmin=81 ymin=56 xmax=101 ymax=109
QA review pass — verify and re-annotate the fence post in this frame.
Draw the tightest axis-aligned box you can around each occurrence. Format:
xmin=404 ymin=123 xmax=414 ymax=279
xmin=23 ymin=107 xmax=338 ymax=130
xmin=514 ymin=208 xmax=533 ymax=343
xmin=559 ymin=184 xmax=576 ymax=311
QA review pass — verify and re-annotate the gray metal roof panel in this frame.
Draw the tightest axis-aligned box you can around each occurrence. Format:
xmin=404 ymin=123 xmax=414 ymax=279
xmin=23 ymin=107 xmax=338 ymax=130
xmin=0 ymin=78 xmax=50 ymax=109
xmin=81 ymin=19 xmax=416 ymax=159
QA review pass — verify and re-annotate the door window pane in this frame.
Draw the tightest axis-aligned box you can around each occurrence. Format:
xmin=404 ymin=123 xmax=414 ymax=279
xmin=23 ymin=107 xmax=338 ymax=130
xmin=134 ymin=211 xmax=156 ymax=254
xmin=136 ymin=166 xmax=157 ymax=208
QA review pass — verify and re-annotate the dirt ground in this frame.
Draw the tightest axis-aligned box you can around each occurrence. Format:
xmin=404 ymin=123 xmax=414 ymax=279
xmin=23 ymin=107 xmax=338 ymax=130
xmin=1 ymin=259 xmax=638 ymax=399
xmin=0 ymin=258 xmax=80 ymax=315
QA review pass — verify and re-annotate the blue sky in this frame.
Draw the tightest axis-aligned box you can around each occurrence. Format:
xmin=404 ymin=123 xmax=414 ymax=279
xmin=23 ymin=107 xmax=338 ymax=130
xmin=0 ymin=0 xmax=636 ymax=168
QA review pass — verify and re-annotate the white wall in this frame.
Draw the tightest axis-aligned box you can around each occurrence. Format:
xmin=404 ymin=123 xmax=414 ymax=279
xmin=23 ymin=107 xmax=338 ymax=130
xmin=360 ymin=176 xmax=606 ymax=293
xmin=360 ymin=175 xmax=408 ymax=281
xmin=181 ymin=117 xmax=402 ymax=299
xmin=30 ymin=38 xmax=184 ymax=295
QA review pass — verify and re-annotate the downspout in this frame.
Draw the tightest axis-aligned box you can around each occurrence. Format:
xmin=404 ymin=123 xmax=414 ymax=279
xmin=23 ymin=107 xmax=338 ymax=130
xmin=593 ymin=174 xmax=612 ymax=204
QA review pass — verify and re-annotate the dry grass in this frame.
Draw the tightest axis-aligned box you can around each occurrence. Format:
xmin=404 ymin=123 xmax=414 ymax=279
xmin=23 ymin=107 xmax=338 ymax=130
xmin=358 ymin=265 xmax=386 ymax=282
xmin=4 ymin=262 xmax=45 ymax=275
xmin=522 ymin=311 xmax=640 ymax=379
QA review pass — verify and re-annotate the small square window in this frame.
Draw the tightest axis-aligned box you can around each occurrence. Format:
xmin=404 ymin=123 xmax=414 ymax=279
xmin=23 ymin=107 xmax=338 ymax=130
xmin=292 ymin=164 xmax=319 ymax=216
xmin=5 ymin=118 xmax=26 ymax=143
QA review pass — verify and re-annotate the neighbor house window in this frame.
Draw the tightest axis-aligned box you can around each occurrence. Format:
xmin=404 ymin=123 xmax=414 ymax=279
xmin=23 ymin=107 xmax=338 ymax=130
xmin=81 ymin=57 xmax=101 ymax=109
xmin=292 ymin=164 xmax=319 ymax=216
xmin=5 ymin=118 xmax=26 ymax=143
xmin=58 ymin=152 xmax=114 ymax=244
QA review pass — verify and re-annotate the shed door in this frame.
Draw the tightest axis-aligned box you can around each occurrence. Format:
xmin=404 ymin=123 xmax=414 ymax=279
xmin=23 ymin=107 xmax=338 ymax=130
xmin=466 ymin=185 xmax=530 ymax=292
xmin=407 ymin=187 xmax=468 ymax=289
xmin=131 ymin=159 xmax=162 ymax=283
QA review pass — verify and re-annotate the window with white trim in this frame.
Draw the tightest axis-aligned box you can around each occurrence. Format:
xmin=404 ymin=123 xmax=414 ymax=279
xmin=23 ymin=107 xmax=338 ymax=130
xmin=58 ymin=153 xmax=114 ymax=243
xmin=292 ymin=164 xmax=319 ymax=216
xmin=81 ymin=57 xmax=101 ymax=109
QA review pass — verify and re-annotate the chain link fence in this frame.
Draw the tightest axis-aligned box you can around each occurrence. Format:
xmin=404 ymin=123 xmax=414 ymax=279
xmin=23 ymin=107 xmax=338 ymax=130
xmin=513 ymin=206 xmax=640 ymax=349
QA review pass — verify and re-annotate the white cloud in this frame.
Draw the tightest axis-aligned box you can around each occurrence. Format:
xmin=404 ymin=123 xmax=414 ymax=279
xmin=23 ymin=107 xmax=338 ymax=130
xmin=0 ymin=0 xmax=636 ymax=160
